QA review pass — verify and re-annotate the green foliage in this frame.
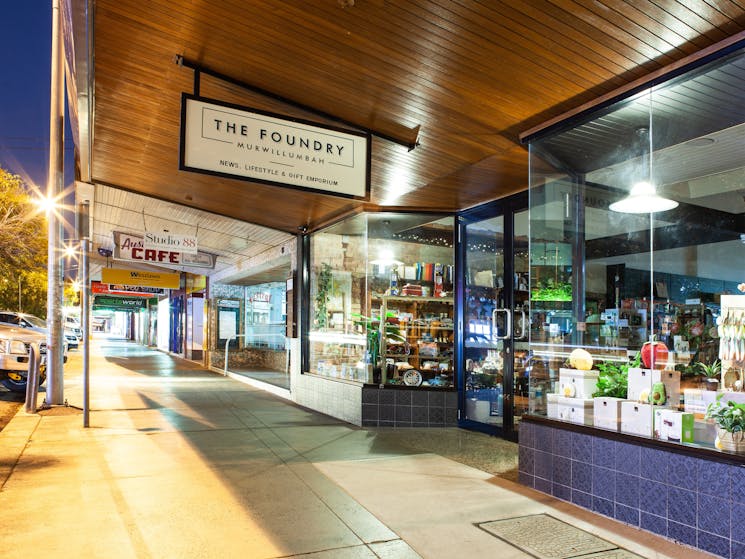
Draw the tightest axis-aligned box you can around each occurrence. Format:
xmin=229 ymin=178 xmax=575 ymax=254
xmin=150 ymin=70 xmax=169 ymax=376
xmin=314 ymin=262 xmax=332 ymax=328
xmin=531 ymin=278 xmax=572 ymax=301
xmin=591 ymin=353 xmax=641 ymax=399
xmin=696 ymin=359 xmax=721 ymax=379
xmin=352 ymin=311 xmax=405 ymax=366
xmin=706 ymin=395 xmax=745 ymax=433
xmin=0 ymin=167 xmax=47 ymax=315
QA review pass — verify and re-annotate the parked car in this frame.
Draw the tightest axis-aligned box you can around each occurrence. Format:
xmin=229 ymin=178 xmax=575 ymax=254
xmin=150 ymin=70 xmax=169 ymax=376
xmin=0 ymin=311 xmax=76 ymax=351
xmin=0 ymin=323 xmax=46 ymax=391
xmin=64 ymin=315 xmax=83 ymax=342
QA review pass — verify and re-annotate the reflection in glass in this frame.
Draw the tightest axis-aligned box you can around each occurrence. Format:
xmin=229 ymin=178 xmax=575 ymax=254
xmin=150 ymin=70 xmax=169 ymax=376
xmin=525 ymin=45 xmax=745 ymax=451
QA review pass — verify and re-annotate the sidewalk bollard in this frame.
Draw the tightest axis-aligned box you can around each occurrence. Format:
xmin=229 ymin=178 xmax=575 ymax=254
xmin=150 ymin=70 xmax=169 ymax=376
xmin=25 ymin=343 xmax=40 ymax=414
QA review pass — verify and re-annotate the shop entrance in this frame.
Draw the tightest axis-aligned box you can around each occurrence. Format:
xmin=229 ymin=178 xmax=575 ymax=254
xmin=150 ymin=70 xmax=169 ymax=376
xmin=459 ymin=194 xmax=529 ymax=440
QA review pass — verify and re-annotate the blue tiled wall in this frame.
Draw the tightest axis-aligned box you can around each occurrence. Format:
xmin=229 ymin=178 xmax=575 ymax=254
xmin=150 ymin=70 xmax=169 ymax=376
xmin=518 ymin=421 xmax=745 ymax=559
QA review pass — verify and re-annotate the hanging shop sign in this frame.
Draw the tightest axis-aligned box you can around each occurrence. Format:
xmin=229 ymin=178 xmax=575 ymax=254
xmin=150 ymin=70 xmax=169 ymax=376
xmin=180 ymin=94 xmax=371 ymax=200
xmin=101 ymin=268 xmax=181 ymax=289
xmin=143 ymin=232 xmax=198 ymax=255
xmin=93 ymin=295 xmax=155 ymax=311
xmin=113 ymin=231 xmax=216 ymax=269
xmin=91 ymin=281 xmax=166 ymax=297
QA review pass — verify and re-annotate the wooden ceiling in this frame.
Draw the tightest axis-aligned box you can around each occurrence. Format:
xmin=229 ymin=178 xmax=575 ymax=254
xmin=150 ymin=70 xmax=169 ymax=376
xmin=66 ymin=0 xmax=745 ymax=235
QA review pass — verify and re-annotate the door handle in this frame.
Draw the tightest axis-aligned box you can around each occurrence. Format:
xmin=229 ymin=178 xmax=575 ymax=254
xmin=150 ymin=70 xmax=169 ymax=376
xmin=515 ymin=309 xmax=527 ymax=340
xmin=492 ymin=308 xmax=512 ymax=340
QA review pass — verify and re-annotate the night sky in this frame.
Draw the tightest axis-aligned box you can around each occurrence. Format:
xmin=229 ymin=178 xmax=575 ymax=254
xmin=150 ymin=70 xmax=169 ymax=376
xmin=1 ymin=3 xmax=75 ymax=191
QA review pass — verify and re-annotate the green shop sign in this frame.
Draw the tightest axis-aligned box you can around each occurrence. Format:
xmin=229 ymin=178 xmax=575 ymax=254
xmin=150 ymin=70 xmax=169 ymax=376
xmin=93 ymin=295 xmax=156 ymax=311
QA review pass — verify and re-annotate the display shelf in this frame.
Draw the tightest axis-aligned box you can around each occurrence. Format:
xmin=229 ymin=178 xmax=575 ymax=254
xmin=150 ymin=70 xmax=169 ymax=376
xmin=379 ymin=295 xmax=454 ymax=387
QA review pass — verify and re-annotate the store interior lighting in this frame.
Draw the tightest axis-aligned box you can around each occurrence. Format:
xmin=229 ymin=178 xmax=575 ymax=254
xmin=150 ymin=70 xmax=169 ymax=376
xmin=608 ymin=181 xmax=679 ymax=213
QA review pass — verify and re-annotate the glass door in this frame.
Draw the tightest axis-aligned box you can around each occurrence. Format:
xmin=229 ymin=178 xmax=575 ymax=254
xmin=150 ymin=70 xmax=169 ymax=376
xmin=459 ymin=195 xmax=528 ymax=439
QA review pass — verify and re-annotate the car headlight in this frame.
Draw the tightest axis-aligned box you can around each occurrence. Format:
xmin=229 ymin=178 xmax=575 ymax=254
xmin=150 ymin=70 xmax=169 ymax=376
xmin=9 ymin=340 xmax=27 ymax=354
xmin=0 ymin=340 xmax=7 ymax=353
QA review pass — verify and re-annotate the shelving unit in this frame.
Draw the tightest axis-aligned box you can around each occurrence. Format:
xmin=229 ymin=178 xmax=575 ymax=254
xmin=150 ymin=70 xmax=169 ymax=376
xmin=378 ymin=295 xmax=454 ymax=387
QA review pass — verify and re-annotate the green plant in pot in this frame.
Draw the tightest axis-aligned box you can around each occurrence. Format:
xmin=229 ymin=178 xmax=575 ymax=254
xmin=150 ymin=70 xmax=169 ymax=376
xmin=352 ymin=311 xmax=405 ymax=383
xmin=705 ymin=394 xmax=745 ymax=453
xmin=697 ymin=359 xmax=721 ymax=391
xmin=591 ymin=353 xmax=640 ymax=399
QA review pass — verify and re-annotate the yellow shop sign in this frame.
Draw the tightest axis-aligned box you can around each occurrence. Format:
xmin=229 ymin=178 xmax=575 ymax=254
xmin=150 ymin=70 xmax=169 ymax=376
xmin=102 ymin=268 xmax=180 ymax=289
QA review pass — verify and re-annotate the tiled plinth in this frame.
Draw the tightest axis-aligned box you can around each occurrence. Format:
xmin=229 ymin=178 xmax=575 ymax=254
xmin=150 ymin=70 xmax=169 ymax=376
xmin=518 ymin=419 xmax=745 ymax=559
xmin=362 ymin=386 xmax=457 ymax=427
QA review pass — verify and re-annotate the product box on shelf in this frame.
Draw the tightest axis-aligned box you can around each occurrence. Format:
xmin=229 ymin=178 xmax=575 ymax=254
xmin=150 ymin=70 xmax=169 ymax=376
xmin=620 ymin=401 xmax=655 ymax=437
xmin=557 ymin=396 xmax=593 ymax=425
xmin=653 ymin=408 xmax=694 ymax=443
xmin=593 ymin=397 xmax=628 ymax=430
xmin=558 ymin=368 xmax=599 ymax=400
xmin=627 ymin=368 xmax=681 ymax=405
xmin=547 ymin=393 xmax=560 ymax=419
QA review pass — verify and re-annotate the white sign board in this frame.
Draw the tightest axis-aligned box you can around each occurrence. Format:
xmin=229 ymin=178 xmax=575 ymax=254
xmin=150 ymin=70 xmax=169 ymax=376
xmin=180 ymin=95 xmax=370 ymax=199
xmin=144 ymin=232 xmax=198 ymax=255
xmin=113 ymin=231 xmax=216 ymax=269
xmin=219 ymin=311 xmax=237 ymax=340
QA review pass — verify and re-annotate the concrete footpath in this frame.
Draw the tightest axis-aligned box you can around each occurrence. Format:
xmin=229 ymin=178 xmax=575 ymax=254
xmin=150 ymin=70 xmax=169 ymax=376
xmin=0 ymin=337 xmax=713 ymax=559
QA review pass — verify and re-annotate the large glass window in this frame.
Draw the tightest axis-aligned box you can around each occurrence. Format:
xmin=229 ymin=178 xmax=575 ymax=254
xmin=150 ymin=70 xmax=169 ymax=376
xmin=308 ymin=213 xmax=455 ymax=386
xmin=526 ymin=46 xmax=745 ymax=451
xmin=245 ymin=282 xmax=286 ymax=350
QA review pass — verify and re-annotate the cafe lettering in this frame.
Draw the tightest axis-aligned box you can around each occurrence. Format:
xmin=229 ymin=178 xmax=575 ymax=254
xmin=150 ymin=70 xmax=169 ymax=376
xmin=131 ymin=247 xmax=181 ymax=264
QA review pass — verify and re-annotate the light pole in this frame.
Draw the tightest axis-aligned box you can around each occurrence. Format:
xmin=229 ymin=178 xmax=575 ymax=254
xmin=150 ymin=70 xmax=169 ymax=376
xmin=17 ymin=276 xmax=21 ymax=312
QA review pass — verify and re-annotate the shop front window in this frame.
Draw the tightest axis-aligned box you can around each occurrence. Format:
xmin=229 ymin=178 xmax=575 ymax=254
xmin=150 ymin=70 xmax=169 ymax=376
xmin=526 ymin=46 xmax=745 ymax=451
xmin=308 ymin=213 xmax=455 ymax=386
xmin=245 ymin=282 xmax=286 ymax=350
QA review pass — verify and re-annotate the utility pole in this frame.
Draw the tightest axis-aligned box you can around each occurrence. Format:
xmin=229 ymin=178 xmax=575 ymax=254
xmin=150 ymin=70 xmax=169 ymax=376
xmin=46 ymin=0 xmax=65 ymax=405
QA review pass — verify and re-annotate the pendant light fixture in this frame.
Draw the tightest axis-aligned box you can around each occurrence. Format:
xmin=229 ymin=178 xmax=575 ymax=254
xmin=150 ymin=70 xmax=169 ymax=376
xmin=609 ymin=127 xmax=678 ymax=214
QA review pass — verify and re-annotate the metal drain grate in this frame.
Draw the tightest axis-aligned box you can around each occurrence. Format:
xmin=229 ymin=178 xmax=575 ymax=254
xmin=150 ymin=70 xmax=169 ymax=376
xmin=477 ymin=514 xmax=644 ymax=559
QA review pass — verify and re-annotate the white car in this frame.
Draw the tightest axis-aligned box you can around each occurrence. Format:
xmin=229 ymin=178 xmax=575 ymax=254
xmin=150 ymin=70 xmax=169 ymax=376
xmin=0 ymin=311 xmax=76 ymax=350
xmin=0 ymin=324 xmax=47 ymax=391
xmin=64 ymin=315 xmax=83 ymax=342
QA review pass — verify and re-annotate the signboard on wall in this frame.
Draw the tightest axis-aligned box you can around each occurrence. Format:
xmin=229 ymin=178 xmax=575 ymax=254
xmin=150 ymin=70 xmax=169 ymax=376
xmin=102 ymin=268 xmax=180 ymax=289
xmin=113 ymin=231 xmax=217 ymax=269
xmin=93 ymin=295 xmax=155 ymax=311
xmin=180 ymin=94 xmax=371 ymax=199
xmin=216 ymin=298 xmax=241 ymax=349
xmin=92 ymin=280 xmax=165 ymax=297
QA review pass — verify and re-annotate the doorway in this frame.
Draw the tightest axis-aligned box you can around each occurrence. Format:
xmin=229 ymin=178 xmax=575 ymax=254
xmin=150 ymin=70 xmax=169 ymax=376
xmin=459 ymin=194 xmax=529 ymax=440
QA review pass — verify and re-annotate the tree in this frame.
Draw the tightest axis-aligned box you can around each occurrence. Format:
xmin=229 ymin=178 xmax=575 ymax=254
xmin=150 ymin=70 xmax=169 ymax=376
xmin=0 ymin=167 xmax=48 ymax=317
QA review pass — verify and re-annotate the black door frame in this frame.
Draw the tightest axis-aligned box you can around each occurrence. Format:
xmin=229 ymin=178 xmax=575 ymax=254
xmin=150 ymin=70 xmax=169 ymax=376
xmin=455 ymin=191 xmax=528 ymax=441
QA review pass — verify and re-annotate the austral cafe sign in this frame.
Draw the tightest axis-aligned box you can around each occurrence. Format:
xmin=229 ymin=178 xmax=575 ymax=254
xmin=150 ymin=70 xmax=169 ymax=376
xmin=179 ymin=94 xmax=371 ymax=199
xmin=113 ymin=231 xmax=216 ymax=270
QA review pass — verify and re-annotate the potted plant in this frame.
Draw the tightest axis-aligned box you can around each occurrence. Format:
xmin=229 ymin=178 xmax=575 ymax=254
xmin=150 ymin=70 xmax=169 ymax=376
xmin=697 ymin=359 xmax=721 ymax=391
xmin=592 ymin=353 xmax=640 ymax=399
xmin=705 ymin=395 xmax=745 ymax=453
xmin=352 ymin=311 xmax=405 ymax=383
xmin=314 ymin=263 xmax=333 ymax=329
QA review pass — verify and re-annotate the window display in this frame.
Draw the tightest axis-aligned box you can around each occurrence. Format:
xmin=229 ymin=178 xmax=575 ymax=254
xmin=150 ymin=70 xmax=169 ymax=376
xmin=525 ymin=44 xmax=745 ymax=455
xmin=308 ymin=213 xmax=454 ymax=386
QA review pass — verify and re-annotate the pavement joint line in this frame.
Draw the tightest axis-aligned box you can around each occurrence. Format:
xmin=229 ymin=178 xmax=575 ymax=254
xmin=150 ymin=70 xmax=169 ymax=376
xmin=0 ymin=407 xmax=43 ymax=491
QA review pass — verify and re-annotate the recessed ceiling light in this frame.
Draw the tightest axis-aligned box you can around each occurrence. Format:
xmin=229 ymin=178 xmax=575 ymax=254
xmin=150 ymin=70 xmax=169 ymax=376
xmin=687 ymin=137 xmax=716 ymax=147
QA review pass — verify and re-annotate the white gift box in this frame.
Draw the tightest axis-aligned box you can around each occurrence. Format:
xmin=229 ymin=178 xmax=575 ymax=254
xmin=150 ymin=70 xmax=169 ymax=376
xmin=593 ymin=397 xmax=628 ymax=431
xmin=627 ymin=368 xmax=680 ymax=405
xmin=547 ymin=393 xmax=560 ymax=419
xmin=558 ymin=368 xmax=599 ymax=399
xmin=620 ymin=401 xmax=655 ymax=437
xmin=654 ymin=408 xmax=694 ymax=443
xmin=557 ymin=396 xmax=593 ymax=425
